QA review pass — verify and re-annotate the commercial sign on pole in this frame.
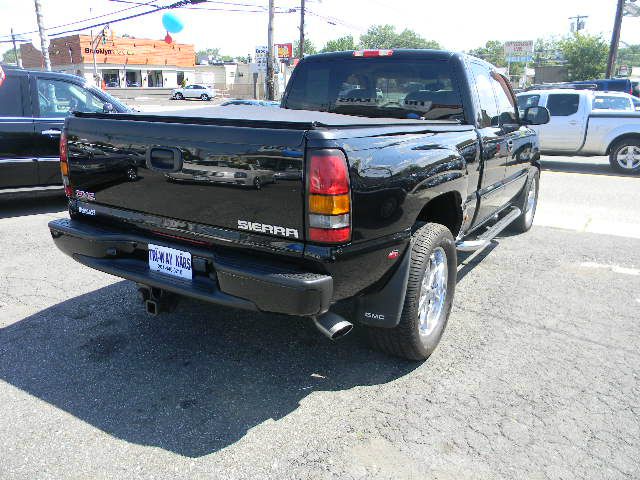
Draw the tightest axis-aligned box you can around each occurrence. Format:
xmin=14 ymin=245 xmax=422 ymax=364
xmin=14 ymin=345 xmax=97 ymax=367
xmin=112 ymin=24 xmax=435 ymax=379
xmin=504 ymin=40 xmax=534 ymax=63
xmin=255 ymin=45 xmax=268 ymax=72
xmin=275 ymin=43 xmax=293 ymax=59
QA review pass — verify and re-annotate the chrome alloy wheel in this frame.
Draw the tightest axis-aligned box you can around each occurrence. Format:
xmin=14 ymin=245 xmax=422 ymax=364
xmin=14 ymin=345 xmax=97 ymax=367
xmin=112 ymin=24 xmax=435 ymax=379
xmin=417 ymin=247 xmax=448 ymax=337
xmin=616 ymin=145 xmax=640 ymax=171
xmin=524 ymin=175 xmax=538 ymax=225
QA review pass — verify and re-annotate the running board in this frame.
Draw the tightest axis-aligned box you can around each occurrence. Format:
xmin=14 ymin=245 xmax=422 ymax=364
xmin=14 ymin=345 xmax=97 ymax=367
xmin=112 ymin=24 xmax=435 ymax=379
xmin=456 ymin=207 xmax=521 ymax=252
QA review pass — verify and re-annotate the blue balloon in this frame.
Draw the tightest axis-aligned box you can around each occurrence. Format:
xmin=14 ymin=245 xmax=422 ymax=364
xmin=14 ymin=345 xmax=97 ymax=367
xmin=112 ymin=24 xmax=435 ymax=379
xmin=162 ymin=13 xmax=184 ymax=34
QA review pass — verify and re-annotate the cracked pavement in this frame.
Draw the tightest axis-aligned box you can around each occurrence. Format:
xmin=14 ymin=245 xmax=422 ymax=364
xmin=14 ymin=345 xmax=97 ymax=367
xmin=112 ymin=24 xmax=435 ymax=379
xmin=0 ymin=156 xmax=639 ymax=479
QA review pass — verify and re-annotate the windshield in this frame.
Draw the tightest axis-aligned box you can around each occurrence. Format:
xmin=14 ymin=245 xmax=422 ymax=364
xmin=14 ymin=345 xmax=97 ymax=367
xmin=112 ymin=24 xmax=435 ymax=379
xmin=88 ymin=85 xmax=131 ymax=113
xmin=283 ymin=57 xmax=463 ymax=121
xmin=517 ymin=94 xmax=540 ymax=110
xmin=592 ymin=95 xmax=632 ymax=111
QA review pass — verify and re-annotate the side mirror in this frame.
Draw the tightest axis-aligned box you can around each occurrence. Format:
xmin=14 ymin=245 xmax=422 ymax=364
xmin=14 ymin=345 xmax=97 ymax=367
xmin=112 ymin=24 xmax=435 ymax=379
xmin=522 ymin=106 xmax=550 ymax=125
xmin=103 ymin=102 xmax=115 ymax=114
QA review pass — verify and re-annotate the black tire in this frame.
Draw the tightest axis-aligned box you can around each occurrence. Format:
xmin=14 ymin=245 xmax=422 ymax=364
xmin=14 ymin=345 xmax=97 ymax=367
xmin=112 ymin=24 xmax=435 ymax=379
xmin=367 ymin=223 xmax=457 ymax=361
xmin=201 ymin=94 xmax=209 ymax=101
xmin=175 ymin=93 xmax=184 ymax=100
xmin=509 ymin=168 xmax=540 ymax=233
xmin=609 ymin=139 xmax=640 ymax=174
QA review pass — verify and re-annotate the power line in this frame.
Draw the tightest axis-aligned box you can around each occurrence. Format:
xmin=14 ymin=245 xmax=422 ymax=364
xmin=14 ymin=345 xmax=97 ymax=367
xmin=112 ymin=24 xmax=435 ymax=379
xmin=0 ymin=0 xmax=157 ymax=39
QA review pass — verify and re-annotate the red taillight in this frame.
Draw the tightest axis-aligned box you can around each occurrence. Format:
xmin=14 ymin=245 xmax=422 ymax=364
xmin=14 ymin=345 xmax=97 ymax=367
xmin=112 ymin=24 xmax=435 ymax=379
xmin=307 ymin=149 xmax=351 ymax=244
xmin=353 ymin=49 xmax=393 ymax=57
xmin=309 ymin=152 xmax=349 ymax=195
xmin=59 ymin=132 xmax=72 ymax=198
xmin=309 ymin=227 xmax=350 ymax=243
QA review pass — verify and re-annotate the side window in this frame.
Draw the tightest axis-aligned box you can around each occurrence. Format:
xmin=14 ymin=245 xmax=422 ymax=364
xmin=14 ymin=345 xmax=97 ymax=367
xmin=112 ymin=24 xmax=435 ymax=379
xmin=490 ymin=73 xmax=517 ymax=124
xmin=546 ymin=94 xmax=580 ymax=116
xmin=0 ymin=76 xmax=24 ymax=116
xmin=469 ymin=63 xmax=499 ymax=127
xmin=36 ymin=78 xmax=107 ymax=117
xmin=633 ymin=97 xmax=640 ymax=110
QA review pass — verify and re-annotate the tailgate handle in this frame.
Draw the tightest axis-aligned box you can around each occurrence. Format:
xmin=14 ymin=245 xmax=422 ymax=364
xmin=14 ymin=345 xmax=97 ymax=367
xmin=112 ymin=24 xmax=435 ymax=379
xmin=146 ymin=147 xmax=183 ymax=172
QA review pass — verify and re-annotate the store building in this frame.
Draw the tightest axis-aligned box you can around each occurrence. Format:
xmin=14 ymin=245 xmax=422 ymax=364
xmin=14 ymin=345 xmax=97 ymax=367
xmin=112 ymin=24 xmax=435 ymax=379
xmin=20 ymin=34 xmax=196 ymax=88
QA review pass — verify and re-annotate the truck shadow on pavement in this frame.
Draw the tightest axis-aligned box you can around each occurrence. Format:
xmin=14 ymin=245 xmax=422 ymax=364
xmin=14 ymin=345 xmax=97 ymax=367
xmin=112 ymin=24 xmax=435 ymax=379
xmin=540 ymin=159 xmax=633 ymax=177
xmin=0 ymin=197 xmax=68 ymax=219
xmin=0 ymin=281 xmax=418 ymax=458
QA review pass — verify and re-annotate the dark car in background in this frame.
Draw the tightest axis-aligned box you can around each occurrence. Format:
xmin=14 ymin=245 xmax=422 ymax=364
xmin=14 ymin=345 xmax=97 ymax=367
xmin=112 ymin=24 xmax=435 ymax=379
xmin=0 ymin=65 xmax=131 ymax=199
xmin=572 ymin=78 xmax=634 ymax=95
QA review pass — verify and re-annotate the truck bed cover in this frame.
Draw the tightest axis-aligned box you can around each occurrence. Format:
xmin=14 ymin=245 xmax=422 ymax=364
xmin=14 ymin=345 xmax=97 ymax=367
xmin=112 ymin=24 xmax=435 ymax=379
xmin=74 ymin=105 xmax=462 ymax=130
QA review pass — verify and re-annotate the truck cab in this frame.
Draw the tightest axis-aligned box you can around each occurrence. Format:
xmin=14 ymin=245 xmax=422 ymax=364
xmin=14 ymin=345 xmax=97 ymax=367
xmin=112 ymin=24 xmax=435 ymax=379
xmin=0 ymin=65 xmax=130 ymax=198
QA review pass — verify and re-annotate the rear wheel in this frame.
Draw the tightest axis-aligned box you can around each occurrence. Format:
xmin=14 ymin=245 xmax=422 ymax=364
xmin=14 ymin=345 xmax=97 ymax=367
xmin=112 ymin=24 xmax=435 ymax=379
xmin=609 ymin=139 xmax=640 ymax=174
xmin=367 ymin=223 xmax=457 ymax=361
xmin=201 ymin=94 xmax=209 ymax=101
xmin=175 ymin=92 xmax=184 ymax=100
xmin=509 ymin=168 xmax=539 ymax=233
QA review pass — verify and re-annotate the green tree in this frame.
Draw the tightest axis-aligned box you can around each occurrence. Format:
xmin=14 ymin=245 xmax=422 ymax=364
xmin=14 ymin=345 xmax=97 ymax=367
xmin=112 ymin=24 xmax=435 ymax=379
xmin=358 ymin=24 xmax=440 ymax=49
xmin=2 ymin=48 xmax=20 ymax=65
xmin=196 ymin=48 xmax=221 ymax=63
xmin=321 ymin=35 xmax=356 ymax=53
xmin=532 ymin=37 xmax=561 ymax=66
xmin=294 ymin=39 xmax=317 ymax=57
xmin=559 ymin=33 xmax=608 ymax=80
xmin=617 ymin=44 xmax=640 ymax=73
xmin=468 ymin=40 xmax=506 ymax=67
xmin=468 ymin=40 xmax=524 ymax=78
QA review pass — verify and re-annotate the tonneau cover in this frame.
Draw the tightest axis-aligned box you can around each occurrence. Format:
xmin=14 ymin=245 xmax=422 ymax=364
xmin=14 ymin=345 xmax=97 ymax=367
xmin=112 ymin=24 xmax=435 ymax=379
xmin=74 ymin=105 xmax=461 ymax=130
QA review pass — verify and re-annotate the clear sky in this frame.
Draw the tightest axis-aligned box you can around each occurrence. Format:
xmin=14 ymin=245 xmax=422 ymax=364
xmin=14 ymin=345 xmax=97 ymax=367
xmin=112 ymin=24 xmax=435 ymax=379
xmin=1 ymin=0 xmax=639 ymax=58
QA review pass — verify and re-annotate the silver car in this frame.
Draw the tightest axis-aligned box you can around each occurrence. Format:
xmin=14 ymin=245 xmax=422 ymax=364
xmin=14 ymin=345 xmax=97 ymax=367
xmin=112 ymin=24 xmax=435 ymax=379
xmin=171 ymin=84 xmax=216 ymax=101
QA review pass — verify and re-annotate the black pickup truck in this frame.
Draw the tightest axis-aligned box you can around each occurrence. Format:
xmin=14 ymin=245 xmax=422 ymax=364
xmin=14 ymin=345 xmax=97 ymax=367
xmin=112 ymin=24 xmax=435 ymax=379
xmin=48 ymin=50 xmax=549 ymax=360
xmin=0 ymin=65 xmax=130 ymax=199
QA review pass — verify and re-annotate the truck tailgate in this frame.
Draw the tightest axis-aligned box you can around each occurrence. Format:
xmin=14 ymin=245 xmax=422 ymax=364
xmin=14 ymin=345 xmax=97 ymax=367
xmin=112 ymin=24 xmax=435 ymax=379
xmin=65 ymin=115 xmax=306 ymax=240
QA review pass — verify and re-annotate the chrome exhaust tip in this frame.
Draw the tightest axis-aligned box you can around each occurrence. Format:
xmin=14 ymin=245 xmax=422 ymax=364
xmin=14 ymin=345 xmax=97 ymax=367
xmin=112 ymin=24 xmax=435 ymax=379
xmin=313 ymin=312 xmax=353 ymax=341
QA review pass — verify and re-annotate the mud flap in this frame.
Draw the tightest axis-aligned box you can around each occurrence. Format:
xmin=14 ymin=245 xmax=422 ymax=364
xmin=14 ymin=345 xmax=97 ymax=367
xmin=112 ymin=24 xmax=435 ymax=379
xmin=355 ymin=248 xmax=411 ymax=328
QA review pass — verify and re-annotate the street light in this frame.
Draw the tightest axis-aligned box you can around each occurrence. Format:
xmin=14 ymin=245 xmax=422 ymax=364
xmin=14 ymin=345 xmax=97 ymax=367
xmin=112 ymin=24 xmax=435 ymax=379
xmin=90 ymin=25 xmax=110 ymax=86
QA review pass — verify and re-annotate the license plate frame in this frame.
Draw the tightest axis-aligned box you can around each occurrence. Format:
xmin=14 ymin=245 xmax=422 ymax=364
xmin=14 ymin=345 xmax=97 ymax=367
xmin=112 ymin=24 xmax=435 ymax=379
xmin=148 ymin=243 xmax=193 ymax=280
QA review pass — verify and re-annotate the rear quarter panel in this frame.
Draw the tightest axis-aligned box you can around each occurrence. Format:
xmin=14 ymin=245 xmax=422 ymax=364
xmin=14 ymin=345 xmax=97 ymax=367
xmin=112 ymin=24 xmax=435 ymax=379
xmin=307 ymin=127 xmax=479 ymax=243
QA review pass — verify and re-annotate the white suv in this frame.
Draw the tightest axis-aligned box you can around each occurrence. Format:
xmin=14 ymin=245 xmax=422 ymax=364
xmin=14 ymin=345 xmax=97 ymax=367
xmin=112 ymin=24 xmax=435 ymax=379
xmin=171 ymin=84 xmax=216 ymax=101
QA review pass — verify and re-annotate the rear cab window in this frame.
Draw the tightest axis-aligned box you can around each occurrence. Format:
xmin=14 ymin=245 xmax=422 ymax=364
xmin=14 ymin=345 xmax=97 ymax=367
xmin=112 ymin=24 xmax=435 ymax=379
xmin=0 ymin=74 xmax=25 ymax=116
xmin=592 ymin=95 xmax=632 ymax=111
xmin=283 ymin=56 xmax=464 ymax=121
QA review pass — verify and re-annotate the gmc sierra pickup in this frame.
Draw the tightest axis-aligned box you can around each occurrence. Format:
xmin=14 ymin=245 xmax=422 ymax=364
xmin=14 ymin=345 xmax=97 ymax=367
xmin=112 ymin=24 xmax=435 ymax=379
xmin=48 ymin=50 xmax=549 ymax=360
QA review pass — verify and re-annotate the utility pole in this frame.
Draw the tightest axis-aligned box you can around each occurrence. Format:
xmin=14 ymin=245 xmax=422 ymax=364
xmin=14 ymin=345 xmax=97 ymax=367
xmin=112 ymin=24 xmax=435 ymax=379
xmin=33 ymin=0 xmax=51 ymax=71
xmin=298 ymin=0 xmax=305 ymax=59
xmin=266 ymin=0 xmax=275 ymax=100
xmin=568 ymin=14 xmax=588 ymax=32
xmin=606 ymin=0 xmax=625 ymax=78
xmin=10 ymin=28 xmax=22 ymax=68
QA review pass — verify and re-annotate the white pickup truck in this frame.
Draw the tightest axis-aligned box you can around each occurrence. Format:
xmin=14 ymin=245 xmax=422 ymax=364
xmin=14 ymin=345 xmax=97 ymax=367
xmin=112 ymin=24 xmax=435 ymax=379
xmin=517 ymin=89 xmax=640 ymax=174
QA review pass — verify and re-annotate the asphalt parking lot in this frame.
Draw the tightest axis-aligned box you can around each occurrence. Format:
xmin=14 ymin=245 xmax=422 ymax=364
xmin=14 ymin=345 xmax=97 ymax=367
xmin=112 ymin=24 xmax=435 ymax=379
xmin=0 ymin=156 xmax=638 ymax=479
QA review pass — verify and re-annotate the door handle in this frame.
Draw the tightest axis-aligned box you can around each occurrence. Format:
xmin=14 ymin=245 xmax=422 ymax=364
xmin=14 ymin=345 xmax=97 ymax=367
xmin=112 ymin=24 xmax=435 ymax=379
xmin=41 ymin=129 xmax=61 ymax=136
xmin=568 ymin=121 xmax=578 ymax=126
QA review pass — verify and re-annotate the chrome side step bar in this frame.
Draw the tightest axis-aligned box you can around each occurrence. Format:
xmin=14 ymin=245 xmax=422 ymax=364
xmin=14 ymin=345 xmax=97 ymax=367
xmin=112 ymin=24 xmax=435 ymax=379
xmin=456 ymin=207 xmax=521 ymax=252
